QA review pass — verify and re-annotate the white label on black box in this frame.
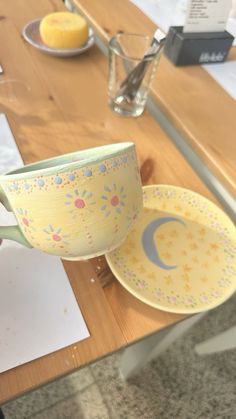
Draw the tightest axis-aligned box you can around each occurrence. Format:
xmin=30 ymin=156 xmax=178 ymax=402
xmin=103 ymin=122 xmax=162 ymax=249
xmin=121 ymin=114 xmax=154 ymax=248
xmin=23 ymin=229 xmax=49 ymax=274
xmin=183 ymin=0 xmax=232 ymax=33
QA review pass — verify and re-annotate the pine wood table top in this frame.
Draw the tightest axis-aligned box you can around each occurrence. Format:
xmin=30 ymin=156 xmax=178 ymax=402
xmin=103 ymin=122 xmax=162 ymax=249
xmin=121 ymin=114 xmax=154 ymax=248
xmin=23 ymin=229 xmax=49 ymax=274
xmin=0 ymin=0 xmax=225 ymax=404
xmin=73 ymin=0 xmax=236 ymax=199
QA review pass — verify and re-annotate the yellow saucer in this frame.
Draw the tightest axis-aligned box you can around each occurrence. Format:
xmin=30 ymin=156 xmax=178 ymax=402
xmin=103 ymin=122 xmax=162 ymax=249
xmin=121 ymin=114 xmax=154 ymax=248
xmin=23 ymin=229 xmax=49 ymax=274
xmin=106 ymin=185 xmax=236 ymax=314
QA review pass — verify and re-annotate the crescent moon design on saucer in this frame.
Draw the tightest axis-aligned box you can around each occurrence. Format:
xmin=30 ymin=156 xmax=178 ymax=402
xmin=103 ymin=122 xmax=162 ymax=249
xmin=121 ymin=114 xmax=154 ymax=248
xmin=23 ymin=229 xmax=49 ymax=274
xmin=142 ymin=217 xmax=186 ymax=270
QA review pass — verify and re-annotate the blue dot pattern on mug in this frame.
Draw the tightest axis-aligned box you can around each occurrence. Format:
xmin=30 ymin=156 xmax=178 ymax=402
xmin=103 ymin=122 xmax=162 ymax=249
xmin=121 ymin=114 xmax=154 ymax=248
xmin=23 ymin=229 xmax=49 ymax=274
xmin=99 ymin=164 xmax=107 ymax=173
xmin=84 ymin=169 xmax=92 ymax=177
xmin=37 ymin=179 xmax=45 ymax=187
xmin=5 ymin=151 xmax=134 ymax=193
xmin=68 ymin=173 xmax=75 ymax=181
xmin=55 ymin=176 xmax=63 ymax=184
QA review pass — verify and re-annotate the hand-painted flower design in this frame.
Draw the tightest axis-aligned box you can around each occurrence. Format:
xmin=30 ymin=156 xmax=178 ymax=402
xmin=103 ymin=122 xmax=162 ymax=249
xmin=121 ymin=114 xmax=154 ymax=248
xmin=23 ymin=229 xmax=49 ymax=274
xmin=126 ymin=204 xmax=140 ymax=227
xmin=137 ymin=279 xmax=147 ymax=289
xmin=218 ymin=278 xmax=231 ymax=287
xmin=200 ymin=293 xmax=209 ymax=303
xmin=101 ymin=184 xmax=126 ymax=217
xmin=223 ymin=265 xmax=235 ymax=276
xmin=153 ymin=188 xmax=162 ymax=198
xmin=167 ymin=294 xmax=179 ymax=305
xmin=124 ymin=267 xmax=135 ymax=278
xmin=43 ymin=225 xmax=69 ymax=247
xmin=211 ymin=289 xmax=221 ymax=298
xmin=183 ymin=296 xmax=196 ymax=307
xmin=16 ymin=208 xmax=36 ymax=232
xmin=153 ymin=288 xmax=164 ymax=301
xmin=165 ymin=190 xmax=175 ymax=199
xmin=142 ymin=190 xmax=148 ymax=202
xmin=65 ymin=189 xmax=95 ymax=219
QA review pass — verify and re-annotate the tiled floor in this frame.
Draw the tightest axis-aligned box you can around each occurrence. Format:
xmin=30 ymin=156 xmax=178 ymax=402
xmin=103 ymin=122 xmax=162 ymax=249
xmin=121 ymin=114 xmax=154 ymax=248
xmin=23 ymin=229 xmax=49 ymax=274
xmin=3 ymin=294 xmax=236 ymax=419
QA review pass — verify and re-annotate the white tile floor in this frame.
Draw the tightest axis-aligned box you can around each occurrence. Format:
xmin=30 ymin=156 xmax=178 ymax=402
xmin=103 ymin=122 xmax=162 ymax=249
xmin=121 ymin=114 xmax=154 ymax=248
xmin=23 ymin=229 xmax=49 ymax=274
xmin=3 ymin=293 xmax=236 ymax=419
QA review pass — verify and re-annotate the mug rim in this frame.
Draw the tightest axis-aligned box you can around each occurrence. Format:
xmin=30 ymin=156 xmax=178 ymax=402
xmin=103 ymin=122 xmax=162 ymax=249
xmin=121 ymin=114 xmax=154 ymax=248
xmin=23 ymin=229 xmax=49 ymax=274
xmin=0 ymin=141 xmax=135 ymax=181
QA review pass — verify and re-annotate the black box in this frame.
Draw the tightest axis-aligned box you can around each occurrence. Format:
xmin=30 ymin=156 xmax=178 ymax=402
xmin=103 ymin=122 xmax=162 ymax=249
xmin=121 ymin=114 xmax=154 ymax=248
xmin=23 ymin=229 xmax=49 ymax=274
xmin=164 ymin=26 xmax=234 ymax=66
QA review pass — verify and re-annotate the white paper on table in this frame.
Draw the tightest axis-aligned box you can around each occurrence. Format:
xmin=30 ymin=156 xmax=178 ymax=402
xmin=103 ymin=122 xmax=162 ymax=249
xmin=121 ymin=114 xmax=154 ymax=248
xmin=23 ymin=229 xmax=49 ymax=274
xmin=0 ymin=113 xmax=90 ymax=373
xmin=183 ymin=0 xmax=232 ymax=33
xmin=130 ymin=0 xmax=236 ymax=43
xmin=130 ymin=0 xmax=186 ymax=34
xmin=130 ymin=0 xmax=236 ymax=100
xmin=203 ymin=59 xmax=236 ymax=99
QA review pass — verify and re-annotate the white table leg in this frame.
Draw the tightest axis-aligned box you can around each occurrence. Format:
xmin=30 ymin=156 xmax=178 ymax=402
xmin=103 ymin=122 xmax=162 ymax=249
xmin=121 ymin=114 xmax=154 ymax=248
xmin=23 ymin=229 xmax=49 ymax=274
xmin=195 ymin=326 xmax=236 ymax=355
xmin=120 ymin=312 xmax=206 ymax=380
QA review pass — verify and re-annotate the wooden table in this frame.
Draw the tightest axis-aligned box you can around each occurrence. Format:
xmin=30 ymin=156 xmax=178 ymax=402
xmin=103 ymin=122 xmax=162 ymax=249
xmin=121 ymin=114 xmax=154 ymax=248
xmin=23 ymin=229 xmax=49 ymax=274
xmin=0 ymin=0 xmax=227 ymax=405
xmin=72 ymin=0 xmax=236 ymax=217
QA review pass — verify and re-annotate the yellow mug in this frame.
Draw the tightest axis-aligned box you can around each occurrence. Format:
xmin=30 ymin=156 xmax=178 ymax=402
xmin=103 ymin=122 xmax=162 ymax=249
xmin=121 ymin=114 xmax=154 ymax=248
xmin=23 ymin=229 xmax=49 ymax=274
xmin=0 ymin=142 xmax=143 ymax=260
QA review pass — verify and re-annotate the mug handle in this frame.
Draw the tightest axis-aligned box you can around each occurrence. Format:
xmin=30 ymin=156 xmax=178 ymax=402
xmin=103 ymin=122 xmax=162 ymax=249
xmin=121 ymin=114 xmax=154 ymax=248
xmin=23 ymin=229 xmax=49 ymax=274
xmin=0 ymin=186 xmax=32 ymax=248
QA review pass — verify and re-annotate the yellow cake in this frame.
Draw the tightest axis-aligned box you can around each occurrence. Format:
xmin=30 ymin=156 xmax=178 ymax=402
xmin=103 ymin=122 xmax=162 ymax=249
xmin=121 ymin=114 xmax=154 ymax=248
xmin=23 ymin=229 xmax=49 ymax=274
xmin=39 ymin=12 xmax=89 ymax=49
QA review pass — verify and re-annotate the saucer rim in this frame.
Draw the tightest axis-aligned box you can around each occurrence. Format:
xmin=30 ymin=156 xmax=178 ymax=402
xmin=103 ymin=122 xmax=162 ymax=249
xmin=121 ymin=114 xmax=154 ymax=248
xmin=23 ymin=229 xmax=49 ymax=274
xmin=106 ymin=184 xmax=236 ymax=314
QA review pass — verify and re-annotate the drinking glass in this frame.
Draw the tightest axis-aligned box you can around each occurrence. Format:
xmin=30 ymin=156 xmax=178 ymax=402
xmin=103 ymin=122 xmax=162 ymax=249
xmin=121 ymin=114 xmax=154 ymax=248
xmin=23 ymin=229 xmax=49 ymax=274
xmin=108 ymin=33 xmax=160 ymax=117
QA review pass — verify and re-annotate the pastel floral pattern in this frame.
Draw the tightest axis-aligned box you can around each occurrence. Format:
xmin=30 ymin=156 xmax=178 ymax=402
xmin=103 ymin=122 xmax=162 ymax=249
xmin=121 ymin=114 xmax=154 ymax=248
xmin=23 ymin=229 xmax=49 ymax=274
xmin=218 ymin=278 xmax=231 ymax=287
xmin=167 ymin=293 xmax=180 ymax=305
xmin=183 ymin=296 xmax=197 ymax=307
xmin=126 ymin=204 xmax=140 ymax=228
xmin=137 ymin=279 xmax=147 ymax=289
xmin=3 ymin=151 xmax=133 ymax=194
xmin=0 ymin=144 xmax=142 ymax=261
xmin=106 ymin=185 xmax=236 ymax=313
xmin=101 ymin=184 xmax=126 ymax=217
xmin=65 ymin=189 xmax=95 ymax=219
xmin=16 ymin=208 xmax=36 ymax=233
xmin=43 ymin=225 xmax=69 ymax=248
xmin=153 ymin=288 xmax=165 ymax=301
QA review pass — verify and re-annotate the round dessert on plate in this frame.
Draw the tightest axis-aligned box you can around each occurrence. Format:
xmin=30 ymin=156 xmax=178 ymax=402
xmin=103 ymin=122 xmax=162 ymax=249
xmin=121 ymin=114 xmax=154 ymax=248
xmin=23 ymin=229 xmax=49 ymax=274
xmin=39 ymin=12 xmax=89 ymax=49
xmin=22 ymin=12 xmax=95 ymax=57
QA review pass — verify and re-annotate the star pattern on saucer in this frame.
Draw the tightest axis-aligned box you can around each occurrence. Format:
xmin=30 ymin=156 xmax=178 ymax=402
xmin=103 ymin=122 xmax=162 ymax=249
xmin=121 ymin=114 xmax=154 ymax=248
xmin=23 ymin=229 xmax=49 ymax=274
xmin=106 ymin=185 xmax=236 ymax=313
xmin=164 ymin=275 xmax=173 ymax=285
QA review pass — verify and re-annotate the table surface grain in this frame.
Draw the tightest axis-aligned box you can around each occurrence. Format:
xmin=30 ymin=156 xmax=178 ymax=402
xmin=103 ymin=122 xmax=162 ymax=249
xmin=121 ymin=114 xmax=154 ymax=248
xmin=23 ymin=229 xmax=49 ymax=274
xmin=0 ymin=0 xmax=226 ymax=404
xmin=73 ymin=0 xmax=236 ymax=199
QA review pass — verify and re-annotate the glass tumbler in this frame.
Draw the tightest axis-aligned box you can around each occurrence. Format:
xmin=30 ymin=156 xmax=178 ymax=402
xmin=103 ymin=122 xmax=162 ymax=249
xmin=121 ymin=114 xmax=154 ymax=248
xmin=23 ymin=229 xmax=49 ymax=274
xmin=108 ymin=33 xmax=160 ymax=117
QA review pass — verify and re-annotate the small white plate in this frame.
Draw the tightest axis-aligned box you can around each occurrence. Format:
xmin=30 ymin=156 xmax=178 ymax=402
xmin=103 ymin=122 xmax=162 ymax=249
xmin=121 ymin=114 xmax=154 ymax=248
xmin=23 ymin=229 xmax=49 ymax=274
xmin=22 ymin=19 xmax=95 ymax=57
